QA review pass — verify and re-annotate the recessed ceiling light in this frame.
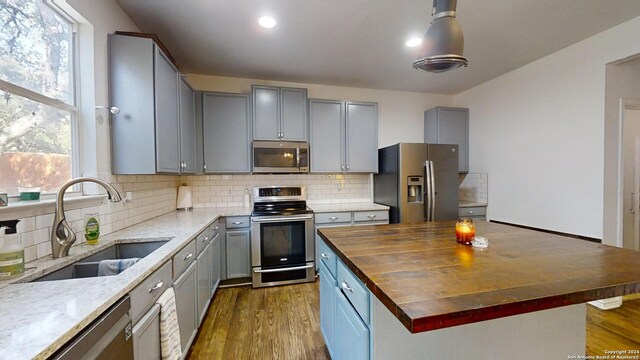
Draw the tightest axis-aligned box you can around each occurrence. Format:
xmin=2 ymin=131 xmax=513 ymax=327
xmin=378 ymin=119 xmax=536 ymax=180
xmin=405 ymin=37 xmax=422 ymax=48
xmin=258 ymin=16 xmax=277 ymax=29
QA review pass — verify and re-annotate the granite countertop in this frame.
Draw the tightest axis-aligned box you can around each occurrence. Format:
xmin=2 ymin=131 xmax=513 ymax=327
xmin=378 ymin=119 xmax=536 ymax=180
xmin=0 ymin=207 xmax=249 ymax=360
xmin=458 ymin=201 xmax=487 ymax=208
xmin=318 ymin=221 xmax=640 ymax=333
xmin=307 ymin=202 xmax=389 ymax=213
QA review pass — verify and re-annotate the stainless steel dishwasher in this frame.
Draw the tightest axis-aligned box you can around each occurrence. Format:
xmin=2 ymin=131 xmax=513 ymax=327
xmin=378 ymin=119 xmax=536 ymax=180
xmin=51 ymin=296 xmax=134 ymax=360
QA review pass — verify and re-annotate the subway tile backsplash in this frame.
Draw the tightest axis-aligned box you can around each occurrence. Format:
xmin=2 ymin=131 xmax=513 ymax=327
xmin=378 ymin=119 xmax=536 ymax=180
xmin=459 ymin=173 xmax=488 ymax=204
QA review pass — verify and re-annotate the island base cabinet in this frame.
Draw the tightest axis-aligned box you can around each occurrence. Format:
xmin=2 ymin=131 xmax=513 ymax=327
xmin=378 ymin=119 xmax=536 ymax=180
xmin=132 ymin=304 xmax=161 ymax=360
xmin=173 ymin=262 xmax=197 ymax=357
xmin=319 ymin=263 xmax=336 ymax=358
xmin=334 ymin=287 xmax=369 ymax=360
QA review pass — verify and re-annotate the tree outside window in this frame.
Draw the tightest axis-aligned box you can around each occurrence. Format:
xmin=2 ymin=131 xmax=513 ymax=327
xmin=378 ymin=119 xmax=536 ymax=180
xmin=0 ymin=0 xmax=76 ymax=195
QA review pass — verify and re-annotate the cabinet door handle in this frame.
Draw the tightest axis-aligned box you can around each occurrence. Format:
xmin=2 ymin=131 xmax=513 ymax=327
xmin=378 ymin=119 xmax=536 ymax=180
xmin=328 ymin=216 xmax=338 ymax=220
xmin=148 ymin=280 xmax=163 ymax=293
xmin=346 ymin=164 xmax=350 ymax=170
xmin=202 ymin=236 xmax=209 ymax=243
xmin=183 ymin=253 xmax=193 ymax=261
xmin=367 ymin=214 xmax=376 ymax=219
xmin=232 ymin=221 xmax=244 ymax=225
xmin=214 ymin=226 xmax=219 ymax=230
xmin=321 ymin=253 xmax=330 ymax=259
xmin=341 ymin=164 xmax=344 ymax=170
xmin=341 ymin=281 xmax=353 ymax=293
xmin=630 ymin=192 xmax=635 ymax=214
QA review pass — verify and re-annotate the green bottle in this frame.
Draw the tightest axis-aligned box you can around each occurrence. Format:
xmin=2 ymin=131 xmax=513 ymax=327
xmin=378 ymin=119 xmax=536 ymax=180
xmin=0 ymin=226 xmax=24 ymax=280
xmin=84 ymin=213 xmax=100 ymax=245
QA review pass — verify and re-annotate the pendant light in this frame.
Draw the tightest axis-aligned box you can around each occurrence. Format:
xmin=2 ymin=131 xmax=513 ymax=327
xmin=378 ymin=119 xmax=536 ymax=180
xmin=413 ymin=0 xmax=468 ymax=73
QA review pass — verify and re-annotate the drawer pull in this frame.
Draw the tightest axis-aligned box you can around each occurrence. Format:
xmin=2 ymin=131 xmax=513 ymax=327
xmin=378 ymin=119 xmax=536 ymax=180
xmin=214 ymin=226 xmax=219 ymax=230
xmin=148 ymin=280 xmax=163 ymax=293
xmin=202 ymin=236 xmax=209 ymax=243
xmin=232 ymin=221 xmax=244 ymax=225
xmin=321 ymin=253 xmax=330 ymax=259
xmin=183 ymin=253 xmax=193 ymax=261
xmin=467 ymin=211 xmax=474 ymax=214
xmin=367 ymin=214 xmax=377 ymax=218
xmin=328 ymin=216 xmax=339 ymax=220
xmin=341 ymin=281 xmax=354 ymax=293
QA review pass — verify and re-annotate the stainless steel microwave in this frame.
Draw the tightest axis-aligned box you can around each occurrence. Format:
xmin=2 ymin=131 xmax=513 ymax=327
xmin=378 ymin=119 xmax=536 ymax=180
xmin=252 ymin=141 xmax=309 ymax=173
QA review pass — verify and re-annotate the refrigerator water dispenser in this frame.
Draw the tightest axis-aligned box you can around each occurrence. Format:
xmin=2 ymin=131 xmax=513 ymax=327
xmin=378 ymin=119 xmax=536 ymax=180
xmin=407 ymin=176 xmax=423 ymax=203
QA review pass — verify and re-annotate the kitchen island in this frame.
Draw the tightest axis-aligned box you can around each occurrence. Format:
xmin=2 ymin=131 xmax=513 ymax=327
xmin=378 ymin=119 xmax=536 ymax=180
xmin=317 ymin=221 xmax=640 ymax=360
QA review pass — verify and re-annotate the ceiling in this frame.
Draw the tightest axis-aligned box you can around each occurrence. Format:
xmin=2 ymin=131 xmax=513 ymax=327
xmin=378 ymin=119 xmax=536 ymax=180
xmin=115 ymin=0 xmax=640 ymax=94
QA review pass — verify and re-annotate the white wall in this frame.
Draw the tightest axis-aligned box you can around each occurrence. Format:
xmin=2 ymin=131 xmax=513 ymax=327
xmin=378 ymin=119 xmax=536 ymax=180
xmin=453 ymin=16 xmax=640 ymax=240
xmin=185 ymin=74 xmax=453 ymax=148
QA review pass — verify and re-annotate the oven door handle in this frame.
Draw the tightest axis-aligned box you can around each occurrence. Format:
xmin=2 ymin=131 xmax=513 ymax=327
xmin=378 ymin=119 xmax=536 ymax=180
xmin=253 ymin=264 xmax=314 ymax=273
xmin=251 ymin=215 xmax=314 ymax=222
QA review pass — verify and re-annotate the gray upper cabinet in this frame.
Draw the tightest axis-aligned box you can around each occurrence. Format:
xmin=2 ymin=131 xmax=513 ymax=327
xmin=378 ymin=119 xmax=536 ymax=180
xmin=424 ymin=107 xmax=469 ymax=173
xmin=179 ymin=77 xmax=197 ymax=174
xmin=309 ymin=100 xmax=344 ymax=173
xmin=202 ymin=92 xmax=252 ymax=173
xmin=309 ymin=99 xmax=378 ymax=173
xmin=252 ymin=85 xmax=308 ymax=141
xmin=345 ymin=102 xmax=378 ymax=173
xmin=109 ymin=34 xmax=180 ymax=174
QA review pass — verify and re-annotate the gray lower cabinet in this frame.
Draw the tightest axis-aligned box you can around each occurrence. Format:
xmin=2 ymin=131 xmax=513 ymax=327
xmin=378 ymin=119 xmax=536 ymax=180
xmin=252 ymin=85 xmax=308 ymax=141
xmin=109 ymin=33 xmax=180 ymax=174
xmin=173 ymin=262 xmax=197 ymax=356
xmin=179 ymin=76 xmax=197 ymax=174
xmin=202 ymin=92 xmax=251 ymax=173
xmin=459 ymin=206 xmax=487 ymax=221
xmin=225 ymin=229 xmax=251 ymax=279
xmin=210 ymin=232 xmax=221 ymax=296
xmin=424 ymin=106 xmax=469 ymax=173
xmin=309 ymin=99 xmax=378 ymax=173
xmin=132 ymin=304 xmax=161 ymax=360
xmin=196 ymin=243 xmax=211 ymax=326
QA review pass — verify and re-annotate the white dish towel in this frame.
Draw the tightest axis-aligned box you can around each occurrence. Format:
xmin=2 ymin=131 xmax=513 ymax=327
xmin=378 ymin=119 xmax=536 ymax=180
xmin=156 ymin=287 xmax=182 ymax=360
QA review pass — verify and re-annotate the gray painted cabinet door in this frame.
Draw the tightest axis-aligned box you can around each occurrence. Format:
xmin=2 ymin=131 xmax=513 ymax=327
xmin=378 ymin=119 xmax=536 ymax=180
xmin=132 ymin=304 xmax=161 ymax=360
xmin=280 ymin=88 xmax=308 ymax=141
xmin=154 ymin=48 xmax=180 ymax=173
xmin=252 ymin=86 xmax=280 ymax=140
xmin=225 ymin=229 xmax=251 ymax=279
xmin=173 ymin=262 xmax=197 ymax=355
xmin=210 ymin=233 xmax=221 ymax=297
xmin=202 ymin=92 xmax=251 ymax=173
xmin=179 ymin=77 xmax=197 ymax=174
xmin=424 ymin=107 xmax=469 ymax=173
xmin=345 ymin=102 xmax=378 ymax=173
xmin=196 ymin=243 xmax=211 ymax=326
xmin=310 ymin=100 xmax=344 ymax=172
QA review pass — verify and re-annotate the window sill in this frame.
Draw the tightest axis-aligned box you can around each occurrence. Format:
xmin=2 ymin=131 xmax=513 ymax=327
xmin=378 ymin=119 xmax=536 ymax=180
xmin=0 ymin=195 xmax=107 ymax=221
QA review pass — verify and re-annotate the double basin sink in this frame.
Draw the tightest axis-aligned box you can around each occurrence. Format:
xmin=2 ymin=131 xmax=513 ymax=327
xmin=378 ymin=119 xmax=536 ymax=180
xmin=34 ymin=241 xmax=168 ymax=282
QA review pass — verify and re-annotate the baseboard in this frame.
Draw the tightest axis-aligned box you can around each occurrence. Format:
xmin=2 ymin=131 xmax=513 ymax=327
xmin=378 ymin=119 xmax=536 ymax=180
xmin=588 ymin=297 xmax=623 ymax=310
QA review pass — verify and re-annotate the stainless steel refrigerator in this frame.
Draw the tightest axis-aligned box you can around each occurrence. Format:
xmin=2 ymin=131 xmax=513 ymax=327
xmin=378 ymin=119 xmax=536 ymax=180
xmin=374 ymin=143 xmax=459 ymax=223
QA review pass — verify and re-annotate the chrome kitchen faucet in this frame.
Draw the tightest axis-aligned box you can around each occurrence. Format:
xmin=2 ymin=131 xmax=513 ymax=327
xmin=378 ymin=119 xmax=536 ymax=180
xmin=51 ymin=177 xmax=122 ymax=259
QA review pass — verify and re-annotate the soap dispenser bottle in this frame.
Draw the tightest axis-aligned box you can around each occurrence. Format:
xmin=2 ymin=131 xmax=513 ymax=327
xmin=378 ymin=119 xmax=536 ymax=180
xmin=0 ymin=224 xmax=24 ymax=280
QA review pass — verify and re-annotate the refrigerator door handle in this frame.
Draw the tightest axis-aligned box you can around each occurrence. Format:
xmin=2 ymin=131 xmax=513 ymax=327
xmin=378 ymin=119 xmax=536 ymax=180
xmin=425 ymin=161 xmax=432 ymax=222
xmin=429 ymin=161 xmax=436 ymax=221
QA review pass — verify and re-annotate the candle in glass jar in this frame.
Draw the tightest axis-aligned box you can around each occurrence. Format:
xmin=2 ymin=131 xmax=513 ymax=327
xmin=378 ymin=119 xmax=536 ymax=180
xmin=455 ymin=218 xmax=476 ymax=245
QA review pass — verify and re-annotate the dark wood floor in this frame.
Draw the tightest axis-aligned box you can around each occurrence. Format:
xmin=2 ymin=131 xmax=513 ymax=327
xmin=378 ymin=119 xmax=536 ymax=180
xmin=586 ymin=294 xmax=640 ymax=355
xmin=188 ymin=281 xmax=640 ymax=359
xmin=187 ymin=282 xmax=329 ymax=360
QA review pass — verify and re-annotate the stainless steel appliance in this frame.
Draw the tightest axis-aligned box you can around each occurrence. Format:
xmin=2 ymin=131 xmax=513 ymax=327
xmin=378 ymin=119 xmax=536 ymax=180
xmin=252 ymin=141 xmax=309 ymax=173
xmin=374 ymin=143 xmax=459 ymax=223
xmin=250 ymin=186 xmax=315 ymax=287
xmin=51 ymin=296 xmax=133 ymax=360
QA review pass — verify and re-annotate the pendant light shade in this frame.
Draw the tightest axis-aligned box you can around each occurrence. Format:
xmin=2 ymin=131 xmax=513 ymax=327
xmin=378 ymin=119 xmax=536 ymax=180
xmin=413 ymin=0 xmax=468 ymax=73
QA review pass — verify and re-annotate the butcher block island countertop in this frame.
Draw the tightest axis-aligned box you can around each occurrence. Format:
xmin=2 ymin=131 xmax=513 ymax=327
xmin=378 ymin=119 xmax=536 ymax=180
xmin=317 ymin=220 xmax=640 ymax=333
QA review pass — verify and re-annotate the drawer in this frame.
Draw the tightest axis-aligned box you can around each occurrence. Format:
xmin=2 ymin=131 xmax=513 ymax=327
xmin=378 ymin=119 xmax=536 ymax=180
xmin=195 ymin=229 xmax=212 ymax=256
xmin=315 ymin=212 xmax=352 ymax=224
xmin=210 ymin=219 xmax=221 ymax=238
xmin=130 ymin=260 xmax=172 ymax=324
xmin=318 ymin=238 xmax=337 ymax=279
xmin=353 ymin=210 xmax=389 ymax=223
xmin=337 ymin=260 xmax=370 ymax=325
xmin=458 ymin=206 xmax=486 ymax=217
xmin=173 ymin=240 xmax=196 ymax=279
xmin=226 ymin=216 xmax=250 ymax=229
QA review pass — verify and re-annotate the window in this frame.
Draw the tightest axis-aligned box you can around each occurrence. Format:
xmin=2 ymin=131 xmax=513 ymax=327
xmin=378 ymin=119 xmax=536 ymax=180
xmin=0 ymin=0 xmax=77 ymax=195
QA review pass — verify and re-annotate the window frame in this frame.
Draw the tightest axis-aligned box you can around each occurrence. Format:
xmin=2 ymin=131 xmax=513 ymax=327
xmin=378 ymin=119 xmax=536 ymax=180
xmin=0 ymin=0 xmax=81 ymax=197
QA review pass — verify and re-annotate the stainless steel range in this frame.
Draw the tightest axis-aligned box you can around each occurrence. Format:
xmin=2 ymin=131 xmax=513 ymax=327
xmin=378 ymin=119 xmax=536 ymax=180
xmin=250 ymin=186 xmax=315 ymax=288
